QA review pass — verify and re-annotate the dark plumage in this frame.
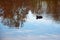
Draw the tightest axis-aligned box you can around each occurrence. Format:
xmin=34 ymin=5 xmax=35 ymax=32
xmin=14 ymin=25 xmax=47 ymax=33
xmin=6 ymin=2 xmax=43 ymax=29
xmin=36 ymin=16 xmax=43 ymax=19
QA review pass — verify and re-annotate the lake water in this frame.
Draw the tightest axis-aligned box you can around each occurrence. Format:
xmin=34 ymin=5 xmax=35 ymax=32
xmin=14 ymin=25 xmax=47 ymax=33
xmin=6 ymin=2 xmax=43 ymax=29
xmin=0 ymin=1 xmax=60 ymax=40
xmin=0 ymin=10 xmax=60 ymax=40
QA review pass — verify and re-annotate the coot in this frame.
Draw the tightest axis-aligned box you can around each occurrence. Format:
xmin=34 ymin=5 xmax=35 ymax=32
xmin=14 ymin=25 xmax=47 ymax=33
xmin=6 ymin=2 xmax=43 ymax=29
xmin=36 ymin=16 xmax=43 ymax=19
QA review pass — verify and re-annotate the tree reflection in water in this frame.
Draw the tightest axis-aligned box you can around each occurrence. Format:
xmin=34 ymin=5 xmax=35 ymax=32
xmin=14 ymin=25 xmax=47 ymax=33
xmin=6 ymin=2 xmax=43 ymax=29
xmin=0 ymin=0 xmax=60 ymax=28
xmin=0 ymin=6 xmax=28 ymax=28
xmin=47 ymin=0 xmax=60 ymax=23
xmin=0 ymin=2 xmax=28 ymax=28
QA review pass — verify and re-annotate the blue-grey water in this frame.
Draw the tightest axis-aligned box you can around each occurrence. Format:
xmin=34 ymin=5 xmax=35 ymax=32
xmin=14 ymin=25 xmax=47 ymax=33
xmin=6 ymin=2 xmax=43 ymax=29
xmin=0 ymin=10 xmax=60 ymax=40
xmin=0 ymin=1 xmax=60 ymax=40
